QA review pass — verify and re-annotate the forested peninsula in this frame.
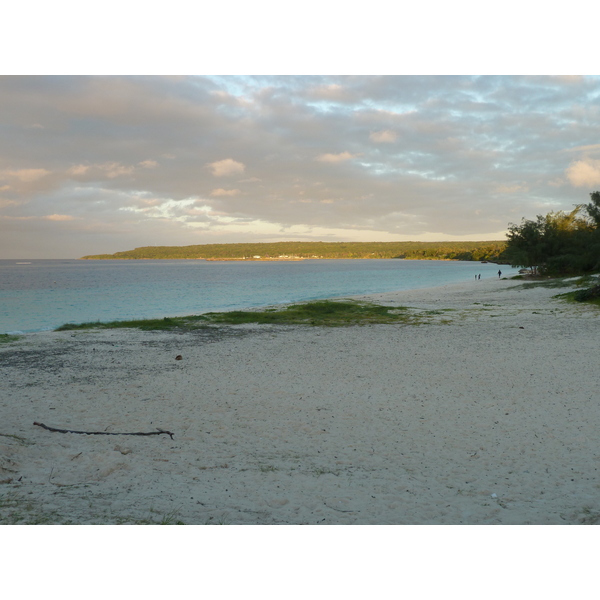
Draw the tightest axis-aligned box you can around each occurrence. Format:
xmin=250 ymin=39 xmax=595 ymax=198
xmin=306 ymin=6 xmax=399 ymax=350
xmin=81 ymin=240 xmax=507 ymax=262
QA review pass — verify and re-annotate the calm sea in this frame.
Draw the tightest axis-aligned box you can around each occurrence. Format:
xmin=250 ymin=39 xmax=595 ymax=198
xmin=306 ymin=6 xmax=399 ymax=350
xmin=0 ymin=259 xmax=518 ymax=334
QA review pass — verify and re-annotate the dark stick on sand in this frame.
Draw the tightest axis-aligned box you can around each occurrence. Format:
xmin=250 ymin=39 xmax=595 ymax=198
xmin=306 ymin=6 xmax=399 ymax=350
xmin=34 ymin=421 xmax=174 ymax=439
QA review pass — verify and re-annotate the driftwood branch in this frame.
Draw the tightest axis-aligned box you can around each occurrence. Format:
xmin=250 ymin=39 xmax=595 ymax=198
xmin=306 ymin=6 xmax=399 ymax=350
xmin=34 ymin=421 xmax=174 ymax=439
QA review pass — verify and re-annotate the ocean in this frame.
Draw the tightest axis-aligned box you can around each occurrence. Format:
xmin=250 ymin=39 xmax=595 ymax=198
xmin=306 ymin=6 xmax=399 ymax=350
xmin=0 ymin=259 xmax=519 ymax=334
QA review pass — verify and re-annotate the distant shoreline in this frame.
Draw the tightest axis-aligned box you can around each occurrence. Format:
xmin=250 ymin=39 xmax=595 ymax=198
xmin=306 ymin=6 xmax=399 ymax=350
xmin=79 ymin=240 xmax=507 ymax=262
xmin=79 ymin=256 xmax=509 ymax=264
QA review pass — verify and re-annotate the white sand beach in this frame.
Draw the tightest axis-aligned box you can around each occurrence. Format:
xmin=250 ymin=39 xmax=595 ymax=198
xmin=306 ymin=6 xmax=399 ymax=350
xmin=1 ymin=276 xmax=599 ymax=525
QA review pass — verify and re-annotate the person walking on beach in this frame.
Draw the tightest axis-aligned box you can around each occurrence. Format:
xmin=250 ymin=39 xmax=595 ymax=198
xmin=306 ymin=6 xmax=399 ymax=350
xmin=498 ymin=270 xmax=502 ymax=278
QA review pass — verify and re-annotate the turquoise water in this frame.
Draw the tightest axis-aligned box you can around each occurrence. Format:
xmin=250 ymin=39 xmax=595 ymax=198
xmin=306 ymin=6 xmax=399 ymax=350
xmin=0 ymin=259 xmax=518 ymax=334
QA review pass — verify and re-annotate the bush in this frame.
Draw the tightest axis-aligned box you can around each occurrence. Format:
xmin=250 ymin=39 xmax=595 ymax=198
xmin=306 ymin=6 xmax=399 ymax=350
xmin=573 ymin=285 xmax=600 ymax=302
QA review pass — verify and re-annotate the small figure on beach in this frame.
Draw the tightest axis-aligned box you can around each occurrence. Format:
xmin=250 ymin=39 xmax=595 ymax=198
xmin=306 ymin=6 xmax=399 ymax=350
xmin=478 ymin=274 xmax=481 ymax=280
xmin=498 ymin=270 xmax=502 ymax=278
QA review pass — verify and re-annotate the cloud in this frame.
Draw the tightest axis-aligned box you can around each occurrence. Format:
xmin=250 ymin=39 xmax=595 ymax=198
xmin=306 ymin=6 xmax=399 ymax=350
xmin=208 ymin=159 xmax=245 ymax=177
xmin=310 ymin=83 xmax=346 ymax=100
xmin=369 ymin=130 xmax=397 ymax=143
xmin=135 ymin=198 xmax=162 ymax=207
xmin=2 ymin=75 xmax=600 ymax=258
xmin=210 ymin=188 xmax=241 ymax=197
xmin=2 ymin=168 xmax=50 ymax=182
xmin=100 ymin=162 xmax=135 ymax=178
xmin=564 ymin=144 xmax=600 ymax=155
xmin=565 ymin=159 xmax=600 ymax=187
xmin=44 ymin=214 xmax=77 ymax=221
xmin=68 ymin=162 xmax=142 ymax=179
xmin=68 ymin=165 xmax=89 ymax=176
xmin=0 ymin=199 xmax=18 ymax=207
xmin=494 ymin=184 xmax=528 ymax=194
xmin=138 ymin=159 xmax=158 ymax=169
xmin=316 ymin=152 xmax=356 ymax=163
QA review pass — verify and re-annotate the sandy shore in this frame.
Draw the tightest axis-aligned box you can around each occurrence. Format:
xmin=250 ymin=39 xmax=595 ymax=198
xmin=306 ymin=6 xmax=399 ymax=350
xmin=1 ymin=276 xmax=599 ymax=524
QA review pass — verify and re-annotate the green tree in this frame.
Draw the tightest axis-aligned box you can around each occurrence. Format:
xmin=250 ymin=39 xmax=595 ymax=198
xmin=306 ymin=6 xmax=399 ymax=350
xmin=504 ymin=216 xmax=546 ymax=274
xmin=585 ymin=191 xmax=600 ymax=226
xmin=503 ymin=200 xmax=599 ymax=275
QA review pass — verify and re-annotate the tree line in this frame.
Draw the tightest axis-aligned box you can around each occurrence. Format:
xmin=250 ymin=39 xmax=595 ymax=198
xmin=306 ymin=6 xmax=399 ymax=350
xmin=80 ymin=191 xmax=600 ymax=284
xmin=81 ymin=240 xmax=507 ymax=262
xmin=501 ymin=191 xmax=600 ymax=276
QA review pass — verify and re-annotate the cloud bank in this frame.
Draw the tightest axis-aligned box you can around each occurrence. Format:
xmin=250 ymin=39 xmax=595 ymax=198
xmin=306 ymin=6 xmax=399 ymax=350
xmin=1 ymin=75 xmax=599 ymax=258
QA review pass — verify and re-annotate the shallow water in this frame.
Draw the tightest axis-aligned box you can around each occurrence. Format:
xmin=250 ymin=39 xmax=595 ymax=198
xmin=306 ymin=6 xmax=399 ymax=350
xmin=0 ymin=259 xmax=518 ymax=334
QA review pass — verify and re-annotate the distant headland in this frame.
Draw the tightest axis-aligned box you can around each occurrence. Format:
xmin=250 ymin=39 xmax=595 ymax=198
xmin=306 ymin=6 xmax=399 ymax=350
xmin=81 ymin=241 xmax=507 ymax=262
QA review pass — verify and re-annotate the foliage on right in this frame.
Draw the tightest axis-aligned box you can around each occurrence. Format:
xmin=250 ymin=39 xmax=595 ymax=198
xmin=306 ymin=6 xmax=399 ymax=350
xmin=501 ymin=191 xmax=600 ymax=276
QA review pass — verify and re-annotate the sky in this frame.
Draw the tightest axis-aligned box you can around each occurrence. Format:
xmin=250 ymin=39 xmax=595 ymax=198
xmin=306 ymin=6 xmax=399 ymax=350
xmin=1 ymin=6 xmax=599 ymax=259
xmin=2 ymin=75 xmax=600 ymax=259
